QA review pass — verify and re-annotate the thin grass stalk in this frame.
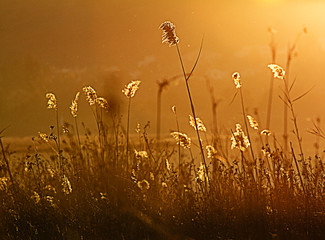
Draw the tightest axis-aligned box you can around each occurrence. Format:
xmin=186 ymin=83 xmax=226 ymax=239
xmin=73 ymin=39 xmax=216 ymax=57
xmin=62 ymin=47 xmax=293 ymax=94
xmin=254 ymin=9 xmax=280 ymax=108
xmin=283 ymin=75 xmax=305 ymax=163
xmin=94 ymin=104 xmax=102 ymax=149
xmin=56 ymin=108 xmax=61 ymax=151
xmin=174 ymin=109 xmax=181 ymax=176
xmin=74 ymin=117 xmax=82 ymax=154
xmin=266 ymin=30 xmax=276 ymax=133
xmin=126 ymin=97 xmax=131 ymax=172
xmin=156 ymin=88 xmax=162 ymax=154
xmin=290 ymin=142 xmax=305 ymax=194
xmin=315 ymin=117 xmax=320 ymax=156
xmin=111 ymin=113 xmax=119 ymax=168
xmin=239 ymin=88 xmax=257 ymax=182
xmin=175 ymin=43 xmax=210 ymax=187
xmin=0 ymin=138 xmax=16 ymax=196
xmin=55 ymin=108 xmax=64 ymax=175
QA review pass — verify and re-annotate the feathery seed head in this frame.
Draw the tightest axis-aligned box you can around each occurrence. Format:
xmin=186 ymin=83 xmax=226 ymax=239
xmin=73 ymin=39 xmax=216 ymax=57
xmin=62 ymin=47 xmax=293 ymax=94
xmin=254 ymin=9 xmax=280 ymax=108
xmin=83 ymin=86 xmax=98 ymax=106
xmin=46 ymin=93 xmax=57 ymax=109
xmin=247 ymin=115 xmax=259 ymax=130
xmin=268 ymin=64 xmax=285 ymax=79
xmin=170 ymin=131 xmax=191 ymax=149
xmin=189 ymin=115 xmax=207 ymax=132
xmin=96 ymin=97 xmax=109 ymax=110
xmin=122 ymin=80 xmax=141 ymax=98
xmin=231 ymin=124 xmax=250 ymax=151
xmin=70 ymin=92 xmax=80 ymax=117
xmin=206 ymin=145 xmax=218 ymax=159
xmin=39 ymin=132 xmax=49 ymax=143
xmin=232 ymin=72 xmax=241 ymax=89
xmin=62 ymin=175 xmax=72 ymax=195
xmin=159 ymin=21 xmax=179 ymax=47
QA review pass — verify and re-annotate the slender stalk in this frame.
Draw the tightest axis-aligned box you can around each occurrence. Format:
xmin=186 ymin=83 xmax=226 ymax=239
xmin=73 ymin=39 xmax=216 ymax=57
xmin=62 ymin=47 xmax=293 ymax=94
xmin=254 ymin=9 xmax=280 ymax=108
xmin=74 ymin=117 xmax=82 ymax=153
xmin=266 ymin=31 xmax=276 ymax=132
xmin=156 ymin=89 xmax=162 ymax=153
xmin=111 ymin=112 xmax=119 ymax=168
xmin=55 ymin=108 xmax=64 ymax=174
xmin=0 ymin=138 xmax=16 ymax=195
xmin=283 ymin=76 xmax=304 ymax=162
xmin=266 ymin=74 xmax=275 ymax=131
xmin=175 ymin=43 xmax=210 ymax=187
xmin=56 ymin=109 xmax=61 ymax=152
xmin=126 ymin=97 xmax=131 ymax=172
xmin=173 ymin=108 xmax=181 ymax=176
xmin=290 ymin=142 xmax=305 ymax=194
xmin=239 ymin=89 xmax=255 ymax=160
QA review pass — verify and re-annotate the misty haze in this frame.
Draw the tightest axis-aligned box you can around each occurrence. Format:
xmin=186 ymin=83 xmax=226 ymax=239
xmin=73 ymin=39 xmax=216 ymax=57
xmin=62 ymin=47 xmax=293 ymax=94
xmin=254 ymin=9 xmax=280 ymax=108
xmin=1 ymin=0 xmax=325 ymax=239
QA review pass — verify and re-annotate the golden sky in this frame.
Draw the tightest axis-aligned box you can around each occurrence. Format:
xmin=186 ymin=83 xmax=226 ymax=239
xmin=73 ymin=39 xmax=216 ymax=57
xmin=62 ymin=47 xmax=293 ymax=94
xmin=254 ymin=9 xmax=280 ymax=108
xmin=1 ymin=0 xmax=325 ymax=153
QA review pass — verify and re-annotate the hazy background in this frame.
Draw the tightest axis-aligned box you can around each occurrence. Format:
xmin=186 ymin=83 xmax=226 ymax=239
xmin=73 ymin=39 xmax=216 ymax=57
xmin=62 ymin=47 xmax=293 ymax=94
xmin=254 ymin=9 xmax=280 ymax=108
xmin=1 ymin=0 xmax=325 ymax=154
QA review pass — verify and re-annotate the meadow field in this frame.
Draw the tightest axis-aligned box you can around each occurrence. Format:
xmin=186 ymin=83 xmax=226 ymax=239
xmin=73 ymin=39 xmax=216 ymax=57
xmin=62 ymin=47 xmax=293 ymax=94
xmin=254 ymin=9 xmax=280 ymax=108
xmin=1 ymin=19 xmax=325 ymax=240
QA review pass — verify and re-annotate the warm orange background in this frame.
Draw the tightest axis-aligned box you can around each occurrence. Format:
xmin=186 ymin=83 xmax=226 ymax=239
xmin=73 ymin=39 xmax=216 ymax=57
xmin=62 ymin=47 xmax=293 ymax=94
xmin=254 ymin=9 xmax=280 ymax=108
xmin=1 ymin=0 xmax=324 ymax=154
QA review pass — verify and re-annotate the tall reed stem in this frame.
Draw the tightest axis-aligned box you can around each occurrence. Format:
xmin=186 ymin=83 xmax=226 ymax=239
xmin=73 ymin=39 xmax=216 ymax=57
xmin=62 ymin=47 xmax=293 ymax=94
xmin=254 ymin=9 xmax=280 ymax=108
xmin=156 ymin=89 xmax=162 ymax=153
xmin=239 ymin=89 xmax=255 ymax=161
xmin=0 ymin=138 xmax=16 ymax=195
xmin=126 ymin=97 xmax=131 ymax=172
xmin=175 ymin=43 xmax=210 ymax=186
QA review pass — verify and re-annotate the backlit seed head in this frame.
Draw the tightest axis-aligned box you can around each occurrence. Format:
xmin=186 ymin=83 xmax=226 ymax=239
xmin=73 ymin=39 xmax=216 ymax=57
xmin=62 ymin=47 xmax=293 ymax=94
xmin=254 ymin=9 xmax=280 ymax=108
xmin=122 ymin=80 xmax=141 ymax=98
xmin=135 ymin=123 xmax=141 ymax=134
xmin=46 ymin=93 xmax=57 ymax=109
xmin=159 ymin=21 xmax=179 ymax=47
xmin=170 ymin=131 xmax=191 ymax=149
xmin=232 ymin=72 xmax=241 ymax=89
xmin=62 ymin=175 xmax=72 ymax=195
xmin=231 ymin=124 xmax=250 ymax=151
xmin=39 ymin=132 xmax=49 ymax=143
xmin=96 ymin=97 xmax=109 ymax=110
xmin=70 ymin=92 xmax=80 ymax=118
xmin=189 ymin=115 xmax=207 ymax=132
xmin=268 ymin=64 xmax=285 ymax=79
xmin=260 ymin=129 xmax=272 ymax=136
xmin=83 ymin=86 xmax=98 ymax=106
xmin=206 ymin=145 xmax=218 ymax=159
xmin=247 ymin=115 xmax=259 ymax=130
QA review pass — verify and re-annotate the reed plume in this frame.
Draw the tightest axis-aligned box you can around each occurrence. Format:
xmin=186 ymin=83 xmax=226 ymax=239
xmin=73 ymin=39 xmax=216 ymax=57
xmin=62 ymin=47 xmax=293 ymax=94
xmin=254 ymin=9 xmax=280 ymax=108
xmin=70 ymin=92 xmax=82 ymax=155
xmin=231 ymin=124 xmax=250 ymax=152
xmin=170 ymin=131 xmax=191 ymax=149
xmin=160 ymin=20 xmax=210 ymax=186
xmin=189 ymin=115 xmax=207 ymax=132
xmin=123 ymin=80 xmax=141 ymax=172
xmin=159 ymin=21 xmax=179 ymax=47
